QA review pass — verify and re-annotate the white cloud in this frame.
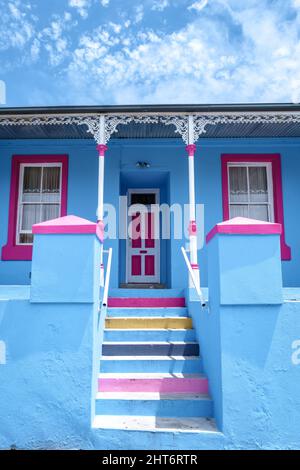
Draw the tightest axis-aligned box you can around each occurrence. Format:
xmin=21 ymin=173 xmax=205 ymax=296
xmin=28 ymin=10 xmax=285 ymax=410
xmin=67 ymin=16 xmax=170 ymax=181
xmin=68 ymin=0 xmax=91 ymax=18
xmin=0 ymin=1 xmax=36 ymax=51
xmin=188 ymin=0 xmax=209 ymax=12
xmin=151 ymin=0 xmax=169 ymax=11
xmin=2 ymin=0 xmax=300 ymax=106
xmin=62 ymin=0 xmax=300 ymax=105
xmin=109 ymin=22 xmax=122 ymax=34
xmin=134 ymin=5 xmax=144 ymax=23
xmin=100 ymin=0 xmax=110 ymax=6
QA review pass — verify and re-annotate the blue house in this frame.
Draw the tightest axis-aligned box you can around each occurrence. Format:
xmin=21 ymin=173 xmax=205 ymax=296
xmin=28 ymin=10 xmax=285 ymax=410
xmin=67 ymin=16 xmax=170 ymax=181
xmin=0 ymin=104 xmax=300 ymax=450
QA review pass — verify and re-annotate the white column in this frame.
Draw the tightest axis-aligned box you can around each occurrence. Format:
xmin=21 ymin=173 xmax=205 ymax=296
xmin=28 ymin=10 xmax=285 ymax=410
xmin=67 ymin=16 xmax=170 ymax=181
xmin=96 ymin=116 xmax=107 ymax=288
xmin=186 ymin=116 xmax=201 ymax=292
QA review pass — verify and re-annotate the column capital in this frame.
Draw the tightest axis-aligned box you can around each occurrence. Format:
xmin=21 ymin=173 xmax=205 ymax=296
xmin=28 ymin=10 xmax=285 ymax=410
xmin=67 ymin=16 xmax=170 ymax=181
xmin=96 ymin=144 xmax=108 ymax=157
xmin=185 ymin=144 xmax=197 ymax=157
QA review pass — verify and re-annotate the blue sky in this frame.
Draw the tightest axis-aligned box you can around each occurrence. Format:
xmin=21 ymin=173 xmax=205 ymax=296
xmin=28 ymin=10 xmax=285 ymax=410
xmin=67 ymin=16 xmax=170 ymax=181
xmin=1 ymin=0 xmax=300 ymax=106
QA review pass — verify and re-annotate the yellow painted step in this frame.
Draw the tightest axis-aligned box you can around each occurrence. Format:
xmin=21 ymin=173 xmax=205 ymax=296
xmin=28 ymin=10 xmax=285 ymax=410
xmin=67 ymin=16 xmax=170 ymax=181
xmin=105 ymin=317 xmax=193 ymax=330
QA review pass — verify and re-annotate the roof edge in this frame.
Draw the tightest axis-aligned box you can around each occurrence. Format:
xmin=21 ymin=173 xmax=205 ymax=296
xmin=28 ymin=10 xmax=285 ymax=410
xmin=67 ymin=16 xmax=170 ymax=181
xmin=1 ymin=103 xmax=300 ymax=116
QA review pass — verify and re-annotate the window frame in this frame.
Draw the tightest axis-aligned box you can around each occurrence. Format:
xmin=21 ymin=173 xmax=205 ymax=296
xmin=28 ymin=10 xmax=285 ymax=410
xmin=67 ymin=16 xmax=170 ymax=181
xmin=221 ymin=154 xmax=291 ymax=261
xmin=227 ymin=161 xmax=274 ymax=223
xmin=1 ymin=155 xmax=68 ymax=261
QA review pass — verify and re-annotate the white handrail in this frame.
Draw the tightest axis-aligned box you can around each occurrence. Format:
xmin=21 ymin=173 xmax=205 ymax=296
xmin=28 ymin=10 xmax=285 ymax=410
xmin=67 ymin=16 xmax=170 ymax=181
xmin=102 ymin=248 xmax=112 ymax=308
xmin=181 ymin=246 xmax=205 ymax=306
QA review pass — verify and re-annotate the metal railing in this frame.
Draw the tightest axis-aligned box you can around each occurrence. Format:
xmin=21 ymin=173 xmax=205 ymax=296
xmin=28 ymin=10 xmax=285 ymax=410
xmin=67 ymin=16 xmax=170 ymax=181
xmin=181 ymin=246 xmax=206 ymax=306
xmin=102 ymin=248 xmax=113 ymax=308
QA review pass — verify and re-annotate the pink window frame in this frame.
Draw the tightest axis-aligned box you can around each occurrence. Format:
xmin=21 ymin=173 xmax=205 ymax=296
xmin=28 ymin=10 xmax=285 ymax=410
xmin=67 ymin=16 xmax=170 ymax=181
xmin=1 ymin=155 xmax=68 ymax=261
xmin=221 ymin=154 xmax=291 ymax=261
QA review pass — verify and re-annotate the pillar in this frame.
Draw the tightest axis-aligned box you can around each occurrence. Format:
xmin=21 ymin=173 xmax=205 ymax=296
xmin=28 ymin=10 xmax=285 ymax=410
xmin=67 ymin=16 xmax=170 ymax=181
xmin=185 ymin=115 xmax=201 ymax=294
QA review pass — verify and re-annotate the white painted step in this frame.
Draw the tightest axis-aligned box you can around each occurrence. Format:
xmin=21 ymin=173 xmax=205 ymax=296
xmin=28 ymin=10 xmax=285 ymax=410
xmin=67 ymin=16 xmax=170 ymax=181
xmin=93 ymin=415 xmax=218 ymax=433
xmin=96 ymin=391 xmax=210 ymax=400
xmin=102 ymin=341 xmax=198 ymax=345
xmin=98 ymin=372 xmax=205 ymax=379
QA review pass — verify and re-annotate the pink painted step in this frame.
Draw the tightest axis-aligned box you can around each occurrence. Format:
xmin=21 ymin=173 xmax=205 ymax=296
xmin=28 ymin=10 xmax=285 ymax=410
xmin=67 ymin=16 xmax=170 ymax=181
xmin=107 ymin=297 xmax=186 ymax=308
xmin=98 ymin=377 xmax=208 ymax=394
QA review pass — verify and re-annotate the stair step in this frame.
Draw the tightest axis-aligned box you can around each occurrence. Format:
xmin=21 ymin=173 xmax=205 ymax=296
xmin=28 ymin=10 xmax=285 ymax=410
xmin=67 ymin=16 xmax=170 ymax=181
xmin=100 ymin=356 xmax=203 ymax=373
xmin=98 ymin=374 xmax=208 ymax=393
xmin=105 ymin=317 xmax=193 ymax=330
xmin=107 ymin=307 xmax=188 ymax=317
xmin=98 ymin=372 xmax=203 ymax=378
xmin=104 ymin=329 xmax=196 ymax=342
xmin=108 ymin=297 xmax=186 ymax=308
xmin=95 ymin=392 xmax=213 ymax=417
xmin=102 ymin=341 xmax=199 ymax=356
xmin=109 ymin=288 xmax=184 ymax=298
xmin=93 ymin=415 xmax=218 ymax=433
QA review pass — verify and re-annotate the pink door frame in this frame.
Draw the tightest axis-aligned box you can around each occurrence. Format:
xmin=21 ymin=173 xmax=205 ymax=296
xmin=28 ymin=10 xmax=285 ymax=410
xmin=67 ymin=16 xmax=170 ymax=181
xmin=126 ymin=188 xmax=160 ymax=283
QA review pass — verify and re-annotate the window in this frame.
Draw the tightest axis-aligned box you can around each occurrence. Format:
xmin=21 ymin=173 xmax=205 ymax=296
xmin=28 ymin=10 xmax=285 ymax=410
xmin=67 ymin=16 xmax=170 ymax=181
xmin=131 ymin=193 xmax=157 ymax=206
xmin=228 ymin=163 xmax=274 ymax=222
xmin=222 ymin=154 xmax=291 ymax=261
xmin=2 ymin=155 xmax=68 ymax=261
xmin=17 ymin=164 xmax=62 ymax=245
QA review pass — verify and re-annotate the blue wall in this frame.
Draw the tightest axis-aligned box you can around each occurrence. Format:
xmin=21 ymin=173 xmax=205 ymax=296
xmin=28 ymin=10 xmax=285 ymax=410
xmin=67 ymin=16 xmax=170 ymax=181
xmin=1 ymin=217 xmax=300 ymax=449
xmin=1 ymin=137 xmax=300 ymax=287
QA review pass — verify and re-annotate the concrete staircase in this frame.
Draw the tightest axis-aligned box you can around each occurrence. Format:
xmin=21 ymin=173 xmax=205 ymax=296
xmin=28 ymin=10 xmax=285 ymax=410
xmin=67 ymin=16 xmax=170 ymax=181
xmin=94 ymin=290 xmax=217 ymax=433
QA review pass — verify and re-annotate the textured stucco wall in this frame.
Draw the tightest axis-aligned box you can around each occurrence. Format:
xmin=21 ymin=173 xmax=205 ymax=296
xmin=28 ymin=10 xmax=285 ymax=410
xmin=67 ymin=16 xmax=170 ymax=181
xmin=0 ymin=288 xmax=300 ymax=449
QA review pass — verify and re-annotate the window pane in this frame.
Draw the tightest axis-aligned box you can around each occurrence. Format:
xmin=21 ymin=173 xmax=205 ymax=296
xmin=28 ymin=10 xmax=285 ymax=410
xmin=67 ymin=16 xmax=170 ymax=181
xmin=19 ymin=233 xmax=33 ymax=244
xmin=229 ymin=167 xmax=248 ymax=202
xmin=131 ymin=193 xmax=156 ymax=205
xmin=41 ymin=204 xmax=60 ymax=222
xmin=21 ymin=204 xmax=41 ymax=230
xmin=42 ymin=167 xmax=61 ymax=203
xmin=22 ymin=167 xmax=42 ymax=202
xmin=249 ymin=205 xmax=269 ymax=221
xmin=249 ymin=167 xmax=268 ymax=202
xmin=229 ymin=204 xmax=248 ymax=218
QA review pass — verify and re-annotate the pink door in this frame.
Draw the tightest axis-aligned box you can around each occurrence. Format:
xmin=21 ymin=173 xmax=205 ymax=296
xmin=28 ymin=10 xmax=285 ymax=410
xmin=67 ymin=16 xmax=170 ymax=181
xmin=127 ymin=190 xmax=160 ymax=283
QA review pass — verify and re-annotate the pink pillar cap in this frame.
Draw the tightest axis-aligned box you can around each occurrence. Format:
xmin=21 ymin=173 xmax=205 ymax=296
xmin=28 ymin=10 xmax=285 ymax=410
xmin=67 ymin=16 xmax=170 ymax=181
xmin=97 ymin=144 xmax=108 ymax=157
xmin=32 ymin=215 xmax=104 ymax=242
xmin=206 ymin=217 xmax=282 ymax=243
xmin=186 ymin=144 xmax=197 ymax=157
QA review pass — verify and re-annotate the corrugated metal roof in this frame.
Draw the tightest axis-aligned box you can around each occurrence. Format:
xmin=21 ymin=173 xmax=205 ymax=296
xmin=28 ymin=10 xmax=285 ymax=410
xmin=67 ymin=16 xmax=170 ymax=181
xmin=1 ymin=103 xmax=300 ymax=140
xmin=1 ymin=120 xmax=300 ymax=140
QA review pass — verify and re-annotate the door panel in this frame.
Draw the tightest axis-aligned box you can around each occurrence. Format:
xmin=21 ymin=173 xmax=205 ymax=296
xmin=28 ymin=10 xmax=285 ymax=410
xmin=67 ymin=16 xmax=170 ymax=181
xmin=131 ymin=255 xmax=142 ymax=276
xmin=127 ymin=190 xmax=160 ymax=283
xmin=145 ymin=255 xmax=155 ymax=276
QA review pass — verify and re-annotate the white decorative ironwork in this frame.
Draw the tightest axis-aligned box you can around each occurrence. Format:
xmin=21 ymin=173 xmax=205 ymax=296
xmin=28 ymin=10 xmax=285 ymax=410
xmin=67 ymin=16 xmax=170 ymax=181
xmin=100 ymin=115 xmax=159 ymax=144
xmin=0 ymin=114 xmax=160 ymax=145
xmin=160 ymin=115 xmax=189 ymax=144
xmin=1 ymin=111 xmax=300 ymax=144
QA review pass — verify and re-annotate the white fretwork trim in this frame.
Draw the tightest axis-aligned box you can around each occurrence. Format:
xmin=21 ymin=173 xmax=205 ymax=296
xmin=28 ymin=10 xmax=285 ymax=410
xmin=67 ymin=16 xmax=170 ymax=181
xmin=1 ymin=112 xmax=300 ymax=144
xmin=100 ymin=115 xmax=159 ymax=144
xmin=160 ymin=116 xmax=190 ymax=144
xmin=0 ymin=114 xmax=159 ymax=145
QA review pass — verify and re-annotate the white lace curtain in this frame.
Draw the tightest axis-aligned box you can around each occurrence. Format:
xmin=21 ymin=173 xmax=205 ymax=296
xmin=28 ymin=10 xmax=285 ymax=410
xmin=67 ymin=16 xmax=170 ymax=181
xmin=229 ymin=166 xmax=270 ymax=221
xmin=20 ymin=166 xmax=61 ymax=234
